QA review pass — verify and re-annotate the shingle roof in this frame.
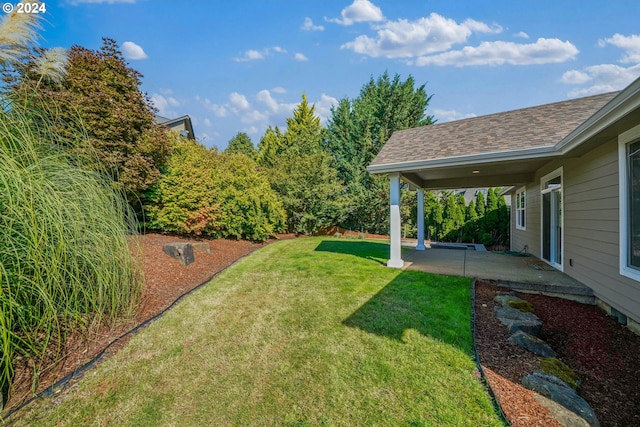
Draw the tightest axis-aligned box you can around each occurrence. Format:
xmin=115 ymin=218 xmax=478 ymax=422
xmin=370 ymin=91 xmax=619 ymax=168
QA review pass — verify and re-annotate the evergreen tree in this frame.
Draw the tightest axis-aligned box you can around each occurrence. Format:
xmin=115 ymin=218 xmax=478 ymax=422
xmin=466 ymin=200 xmax=478 ymax=221
xmin=486 ymin=188 xmax=499 ymax=211
xmin=256 ymin=125 xmax=284 ymax=167
xmin=475 ymin=190 xmax=486 ymax=217
xmin=325 ymin=72 xmax=433 ymax=233
xmin=262 ymin=94 xmax=347 ymax=234
xmin=225 ymin=132 xmax=257 ymax=159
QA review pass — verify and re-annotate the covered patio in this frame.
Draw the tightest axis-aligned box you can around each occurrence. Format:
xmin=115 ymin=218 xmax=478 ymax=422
xmin=367 ymin=92 xmax=618 ymax=269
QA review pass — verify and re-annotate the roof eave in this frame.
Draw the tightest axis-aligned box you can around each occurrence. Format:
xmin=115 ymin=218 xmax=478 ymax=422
xmin=367 ymin=145 xmax=557 ymax=174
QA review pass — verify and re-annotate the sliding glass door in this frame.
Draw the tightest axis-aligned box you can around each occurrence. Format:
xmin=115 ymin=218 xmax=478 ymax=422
xmin=541 ymin=169 xmax=563 ymax=269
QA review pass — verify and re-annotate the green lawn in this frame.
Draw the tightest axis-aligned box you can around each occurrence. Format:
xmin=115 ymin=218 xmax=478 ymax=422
xmin=10 ymin=238 xmax=504 ymax=426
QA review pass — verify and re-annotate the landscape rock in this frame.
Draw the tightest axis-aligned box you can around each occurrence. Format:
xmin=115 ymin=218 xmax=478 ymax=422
xmin=162 ymin=242 xmax=195 ymax=266
xmin=508 ymin=330 xmax=557 ymax=357
xmin=494 ymin=305 xmax=543 ymax=335
xmin=494 ymin=292 xmax=523 ymax=307
xmin=522 ymin=372 xmax=600 ymax=427
xmin=533 ymin=393 xmax=591 ymax=427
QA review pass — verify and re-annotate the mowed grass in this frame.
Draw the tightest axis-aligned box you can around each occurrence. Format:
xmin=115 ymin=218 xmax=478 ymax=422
xmin=11 ymin=238 xmax=503 ymax=426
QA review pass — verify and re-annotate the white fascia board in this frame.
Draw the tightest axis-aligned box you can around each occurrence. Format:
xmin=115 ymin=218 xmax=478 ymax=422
xmin=555 ymin=79 xmax=640 ymax=154
xmin=367 ymin=145 xmax=557 ymax=174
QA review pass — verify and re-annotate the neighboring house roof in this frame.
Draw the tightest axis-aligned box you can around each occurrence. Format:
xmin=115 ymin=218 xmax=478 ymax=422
xmin=154 ymin=114 xmax=196 ymax=140
xmin=368 ymin=77 xmax=640 ymax=190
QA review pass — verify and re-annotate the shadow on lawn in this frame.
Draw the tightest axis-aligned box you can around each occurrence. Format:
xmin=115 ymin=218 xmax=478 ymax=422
xmin=315 ymin=239 xmax=471 ymax=351
xmin=314 ymin=240 xmax=387 ymax=265
xmin=343 ymin=270 xmax=472 ymax=351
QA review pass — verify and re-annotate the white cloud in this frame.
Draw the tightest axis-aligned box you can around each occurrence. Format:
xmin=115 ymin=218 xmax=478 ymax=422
xmin=272 ymin=87 xmax=287 ymax=94
xmin=562 ymin=33 xmax=640 ymax=97
xmin=561 ymin=70 xmax=592 ymax=85
xmin=203 ymin=118 xmax=212 ymax=127
xmin=256 ymin=90 xmax=279 ymax=111
xmin=314 ymin=94 xmax=339 ymax=123
xmin=563 ymin=63 xmax=640 ymax=97
xmin=234 ymin=46 xmax=287 ymax=62
xmin=234 ymin=49 xmax=265 ymax=62
xmin=294 ymin=53 xmax=308 ymax=62
xmin=211 ymin=104 xmax=227 ymax=117
xmin=599 ymin=33 xmax=640 ymax=64
xmin=241 ymin=110 xmax=269 ymax=124
xmin=414 ymin=38 xmax=578 ymax=67
xmin=432 ymin=108 xmax=477 ymax=123
xmin=121 ymin=41 xmax=147 ymax=60
xmin=341 ymin=13 xmax=502 ymax=58
xmin=327 ymin=0 xmax=384 ymax=26
xmin=514 ymin=31 xmax=529 ymax=39
xmin=256 ymin=90 xmax=297 ymax=116
xmin=301 ymin=17 xmax=324 ymax=31
xmin=151 ymin=93 xmax=180 ymax=117
xmin=229 ymin=92 xmax=250 ymax=111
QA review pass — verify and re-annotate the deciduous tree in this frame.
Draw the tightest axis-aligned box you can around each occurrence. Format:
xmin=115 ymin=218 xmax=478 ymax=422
xmin=8 ymin=38 xmax=171 ymax=208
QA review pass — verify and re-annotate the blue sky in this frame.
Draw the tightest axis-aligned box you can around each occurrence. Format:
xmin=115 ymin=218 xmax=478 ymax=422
xmin=27 ymin=0 xmax=640 ymax=149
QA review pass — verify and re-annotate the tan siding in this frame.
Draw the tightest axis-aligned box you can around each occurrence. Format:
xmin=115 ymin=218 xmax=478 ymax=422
xmin=509 ymin=136 xmax=640 ymax=324
xmin=562 ymin=138 xmax=640 ymax=324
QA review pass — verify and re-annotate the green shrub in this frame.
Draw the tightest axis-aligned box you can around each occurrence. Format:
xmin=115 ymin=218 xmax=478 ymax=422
xmin=480 ymin=233 xmax=493 ymax=246
xmin=145 ymin=137 xmax=284 ymax=241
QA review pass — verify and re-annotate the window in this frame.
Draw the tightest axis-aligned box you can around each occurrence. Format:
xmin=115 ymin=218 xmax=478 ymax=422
xmin=515 ymin=187 xmax=526 ymax=230
xmin=627 ymin=140 xmax=640 ymax=269
xmin=619 ymin=124 xmax=640 ymax=281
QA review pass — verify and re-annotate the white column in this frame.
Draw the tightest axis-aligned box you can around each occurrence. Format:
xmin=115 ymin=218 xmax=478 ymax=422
xmin=388 ymin=172 xmax=404 ymax=268
xmin=416 ymin=188 xmax=426 ymax=250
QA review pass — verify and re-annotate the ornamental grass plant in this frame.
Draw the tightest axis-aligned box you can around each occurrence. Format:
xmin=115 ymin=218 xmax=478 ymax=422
xmin=0 ymin=6 xmax=143 ymax=407
xmin=0 ymin=105 xmax=143 ymax=407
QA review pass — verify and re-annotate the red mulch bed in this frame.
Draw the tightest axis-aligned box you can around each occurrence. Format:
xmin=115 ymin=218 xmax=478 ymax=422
xmin=475 ymin=280 xmax=640 ymax=427
xmin=4 ymin=236 xmax=640 ymax=427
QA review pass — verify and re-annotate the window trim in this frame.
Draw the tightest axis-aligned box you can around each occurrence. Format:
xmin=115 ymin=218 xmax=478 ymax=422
xmin=540 ymin=167 xmax=564 ymax=271
xmin=515 ymin=186 xmax=526 ymax=231
xmin=619 ymin=124 xmax=640 ymax=282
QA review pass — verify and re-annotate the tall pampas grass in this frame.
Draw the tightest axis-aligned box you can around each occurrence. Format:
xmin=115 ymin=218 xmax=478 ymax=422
xmin=0 ymin=1 xmax=143 ymax=408
xmin=0 ymin=5 xmax=41 ymax=68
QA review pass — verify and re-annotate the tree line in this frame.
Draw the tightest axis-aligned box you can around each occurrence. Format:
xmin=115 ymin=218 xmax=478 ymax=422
xmin=7 ymin=36 xmax=510 ymax=247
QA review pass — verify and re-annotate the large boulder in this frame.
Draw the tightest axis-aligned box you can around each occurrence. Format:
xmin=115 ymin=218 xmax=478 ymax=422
xmin=508 ymin=330 xmax=557 ymax=357
xmin=522 ymin=372 xmax=599 ymax=427
xmin=162 ymin=242 xmax=195 ymax=266
xmin=494 ymin=305 xmax=543 ymax=335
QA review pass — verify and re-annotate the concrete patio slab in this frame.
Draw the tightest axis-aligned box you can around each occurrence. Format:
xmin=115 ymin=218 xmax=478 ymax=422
xmin=402 ymin=247 xmax=595 ymax=304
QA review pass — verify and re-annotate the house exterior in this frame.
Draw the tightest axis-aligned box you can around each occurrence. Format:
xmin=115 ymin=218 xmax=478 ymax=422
xmin=367 ymin=77 xmax=640 ymax=333
xmin=154 ymin=115 xmax=196 ymax=140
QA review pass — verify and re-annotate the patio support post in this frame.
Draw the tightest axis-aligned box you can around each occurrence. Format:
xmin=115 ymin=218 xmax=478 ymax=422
xmin=388 ymin=172 xmax=404 ymax=268
xmin=416 ymin=188 xmax=426 ymax=250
